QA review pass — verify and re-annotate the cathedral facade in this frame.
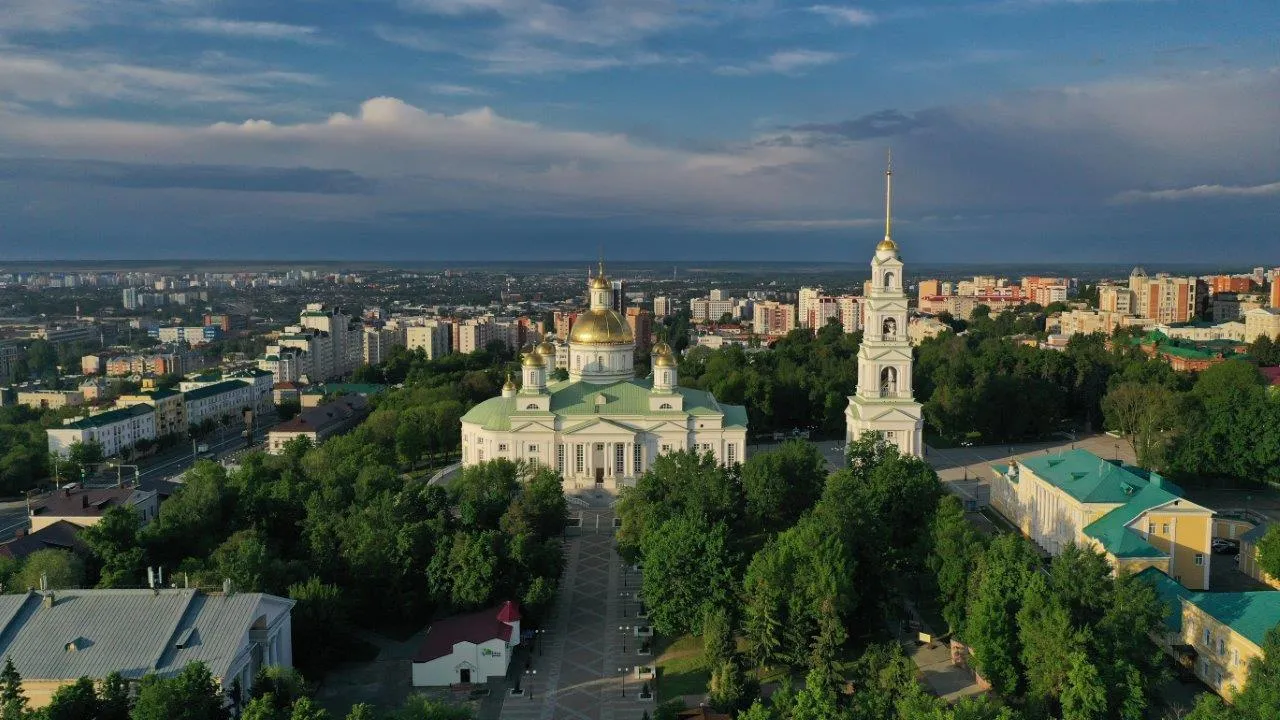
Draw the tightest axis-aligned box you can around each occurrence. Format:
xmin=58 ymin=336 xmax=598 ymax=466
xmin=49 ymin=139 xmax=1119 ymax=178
xmin=460 ymin=266 xmax=748 ymax=491
xmin=845 ymin=159 xmax=924 ymax=457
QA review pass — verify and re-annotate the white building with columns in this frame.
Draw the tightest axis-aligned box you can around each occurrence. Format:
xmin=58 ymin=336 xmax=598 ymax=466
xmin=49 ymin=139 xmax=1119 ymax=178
xmin=845 ymin=158 xmax=924 ymax=457
xmin=460 ymin=266 xmax=748 ymax=492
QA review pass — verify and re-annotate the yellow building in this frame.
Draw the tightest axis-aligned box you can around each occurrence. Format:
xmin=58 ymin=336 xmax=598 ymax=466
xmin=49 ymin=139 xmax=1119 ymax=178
xmin=116 ymin=387 xmax=185 ymax=438
xmin=990 ymin=448 xmax=1214 ymax=589
xmin=1142 ymin=567 xmax=1280 ymax=700
xmin=1239 ymin=523 xmax=1280 ymax=590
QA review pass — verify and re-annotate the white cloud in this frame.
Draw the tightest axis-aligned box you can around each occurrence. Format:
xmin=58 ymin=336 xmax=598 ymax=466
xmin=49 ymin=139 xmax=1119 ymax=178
xmin=427 ymin=83 xmax=491 ymax=96
xmin=0 ymin=49 xmax=319 ymax=107
xmin=1111 ymin=181 xmax=1280 ymax=204
xmin=176 ymin=18 xmax=320 ymax=42
xmin=716 ymin=49 xmax=843 ymax=76
xmin=808 ymin=5 xmax=877 ymax=26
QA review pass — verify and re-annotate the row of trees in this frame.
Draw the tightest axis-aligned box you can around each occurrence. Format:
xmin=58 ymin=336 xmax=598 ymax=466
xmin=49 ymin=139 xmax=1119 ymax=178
xmin=622 ymin=436 xmax=983 ymax=719
xmin=676 ymin=323 xmax=861 ymax=436
xmin=1103 ymin=359 xmax=1280 ymax=485
xmin=0 ymin=660 xmax=472 ymax=720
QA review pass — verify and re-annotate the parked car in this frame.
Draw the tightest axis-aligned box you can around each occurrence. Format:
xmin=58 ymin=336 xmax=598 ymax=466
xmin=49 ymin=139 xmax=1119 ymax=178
xmin=1212 ymin=538 xmax=1240 ymax=555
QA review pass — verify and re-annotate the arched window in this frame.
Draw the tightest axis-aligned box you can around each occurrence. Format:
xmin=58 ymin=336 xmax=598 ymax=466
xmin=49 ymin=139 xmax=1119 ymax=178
xmin=659 ymin=403 xmax=673 ymax=410
xmin=880 ymin=366 xmax=898 ymax=395
xmin=883 ymin=271 xmax=895 ymax=288
xmin=526 ymin=403 xmax=539 ymax=410
xmin=663 ymin=371 xmax=672 ymax=384
xmin=882 ymin=317 xmax=897 ymax=337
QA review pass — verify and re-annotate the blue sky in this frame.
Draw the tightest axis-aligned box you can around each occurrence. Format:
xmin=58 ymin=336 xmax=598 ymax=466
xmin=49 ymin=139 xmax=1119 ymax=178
xmin=0 ymin=0 xmax=1277 ymax=262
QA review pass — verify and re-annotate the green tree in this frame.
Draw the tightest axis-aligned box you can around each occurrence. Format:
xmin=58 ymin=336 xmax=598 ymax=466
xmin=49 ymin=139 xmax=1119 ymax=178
xmin=702 ymin=606 xmax=735 ymax=668
xmin=1234 ymin=627 xmax=1280 ymax=720
xmin=79 ymin=505 xmax=145 ymax=588
xmin=1101 ymin=382 xmax=1178 ymax=469
xmin=928 ymin=495 xmax=986 ymax=637
xmin=208 ymin=529 xmax=285 ymax=593
xmin=1060 ymin=651 xmax=1107 ymax=720
xmin=97 ymin=672 xmax=131 ymax=720
xmin=0 ymin=658 xmax=27 ymax=720
xmin=1016 ymin=573 xmax=1078 ymax=709
xmin=965 ymin=534 xmax=1040 ymax=695
xmin=387 ymin=694 xmax=473 ymax=720
xmin=131 ymin=662 xmax=230 ymax=720
xmin=16 ymin=549 xmax=85 ymax=590
xmin=288 ymin=578 xmax=346 ymax=674
xmin=290 ymin=698 xmax=330 ymax=720
xmin=395 ymin=407 xmax=430 ymax=468
xmin=344 ymin=705 xmax=378 ymax=720
xmin=1184 ymin=694 xmax=1240 ymax=720
xmin=241 ymin=695 xmax=285 ymax=720
xmin=1256 ymin=525 xmax=1280 ymax=581
xmin=740 ymin=440 xmax=827 ymax=532
xmin=641 ymin=513 xmax=737 ymax=636
xmin=737 ymin=700 xmax=775 ymax=720
xmin=433 ymin=531 xmax=500 ymax=610
xmin=66 ymin=439 xmax=105 ymax=466
xmin=44 ymin=677 xmax=101 ymax=720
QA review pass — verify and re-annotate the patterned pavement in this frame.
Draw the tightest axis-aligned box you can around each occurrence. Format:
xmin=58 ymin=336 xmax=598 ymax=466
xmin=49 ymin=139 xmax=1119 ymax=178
xmin=500 ymin=510 xmax=655 ymax=720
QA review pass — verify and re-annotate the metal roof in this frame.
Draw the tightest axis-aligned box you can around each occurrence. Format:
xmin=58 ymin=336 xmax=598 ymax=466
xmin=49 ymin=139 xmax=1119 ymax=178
xmin=0 ymin=589 xmax=293 ymax=681
xmin=60 ymin=404 xmax=153 ymax=430
xmin=461 ymin=378 xmax=747 ymax=431
xmin=182 ymin=380 xmax=249 ymax=402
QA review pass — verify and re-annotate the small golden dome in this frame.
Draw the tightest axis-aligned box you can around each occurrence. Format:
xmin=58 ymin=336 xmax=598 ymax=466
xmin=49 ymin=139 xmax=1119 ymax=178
xmin=569 ymin=308 xmax=634 ymax=345
xmin=522 ymin=351 xmax=546 ymax=367
xmin=653 ymin=351 xmax=677 ymax=368
xmin=651 ymin=340 xmax=671 ymax=356
xmin=502 ymin=373 xmax=517 ymax=390
xmin=877 ymin=237 xmax=898 ymax=252
xmin=537 ymin=338 xmax=557 ymax=357
xmin=589 ymin=274 xmax=611 ymax=290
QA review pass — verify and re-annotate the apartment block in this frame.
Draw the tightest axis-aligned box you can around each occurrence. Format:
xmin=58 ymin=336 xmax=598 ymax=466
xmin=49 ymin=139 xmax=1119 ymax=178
xmin=753 ymin=301 xmax=796 ymax=336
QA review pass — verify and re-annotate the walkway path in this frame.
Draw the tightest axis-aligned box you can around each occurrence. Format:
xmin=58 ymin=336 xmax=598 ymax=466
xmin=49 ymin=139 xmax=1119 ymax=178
xmin=499 ymin=510 xmax=654 ymax=720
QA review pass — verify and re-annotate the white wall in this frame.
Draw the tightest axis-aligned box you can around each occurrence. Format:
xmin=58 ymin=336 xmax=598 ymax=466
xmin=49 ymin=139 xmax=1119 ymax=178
xmin=412 ymin=638 xmax=513 ymax=687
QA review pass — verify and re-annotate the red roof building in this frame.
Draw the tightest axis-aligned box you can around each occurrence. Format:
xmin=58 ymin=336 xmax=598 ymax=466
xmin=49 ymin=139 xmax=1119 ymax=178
xmin=411 ymin=602 xmax=521 ymax=687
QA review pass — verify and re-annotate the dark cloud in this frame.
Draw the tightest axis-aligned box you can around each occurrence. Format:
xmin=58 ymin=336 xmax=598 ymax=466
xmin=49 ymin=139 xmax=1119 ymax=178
xmin=0 ymin=158 xmax=375 ymax=194
xmin=787 ymin=108 xmax=946 ymax=142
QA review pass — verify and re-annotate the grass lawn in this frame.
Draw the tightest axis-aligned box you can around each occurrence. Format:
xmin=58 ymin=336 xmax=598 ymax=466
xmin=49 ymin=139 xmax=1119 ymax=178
xmin=655 ymin=634 xmax=709 ymax=704
xmin=923 ymin=430 xmax=958 ymax=449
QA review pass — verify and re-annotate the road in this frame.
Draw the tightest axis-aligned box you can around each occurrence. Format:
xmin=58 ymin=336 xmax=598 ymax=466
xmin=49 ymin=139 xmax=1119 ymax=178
xmin=0 ymin=418 xmax=278 ymax=541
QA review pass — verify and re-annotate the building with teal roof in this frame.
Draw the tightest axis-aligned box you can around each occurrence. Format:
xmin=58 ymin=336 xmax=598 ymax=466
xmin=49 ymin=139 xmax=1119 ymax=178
xmin=1139 ymin=566 xmax=1280 ymax=700
xmin=990 ymin=448 xmax=1216 ymax=590
xmin=461 ymin=268 xmax=747 ymax=493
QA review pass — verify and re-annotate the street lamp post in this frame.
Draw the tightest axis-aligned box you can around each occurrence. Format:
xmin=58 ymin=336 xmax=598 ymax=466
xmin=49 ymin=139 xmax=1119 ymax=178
xmin=618 ymin=667 xmax=630 ymax=698
xmin=619 ymin=625 xmax=631 ymax=654
xmin=524 ymin=668 xmax=536 ymax=700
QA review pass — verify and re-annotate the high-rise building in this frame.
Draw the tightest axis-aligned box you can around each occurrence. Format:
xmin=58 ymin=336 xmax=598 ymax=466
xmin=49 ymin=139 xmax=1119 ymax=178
xmin=299 ymin=304 xmax=362 ymax=377
xmin=121 ymin=288 xmax=139 ymax=310
xmin=404 ymin=322 xmax=451 ymax=360
xmin=845 ymin=158 xmax=923 ymax=457
xmin=753 ymin=301 xmax=796 ymax=336
xmin=363 ymin=326 xmax=403 ymax=365
xmin=624 ymin=308 xmax=653 ymax=351
xmin=798 ymin=287 xmax=822 ymax=329
xmin=611 ymin=280 xmax=626 ymax=313
xmin=1270 ymin=269 xmax=1280 ymax=309
xmin=1210 ymin=276 xmax=1256 ymax=295
xmin=917 ymin=280 xmax=941 ymax=299
xmin=653 ymin=297 xmax=673 ymax=318
xmin=836 ymin=296 xmax=863 ymax=334
xmin=1098 ymin=284 xmax=1133 ymax=315
xmin=1129 ymin=269 xmax=1200 ymax=324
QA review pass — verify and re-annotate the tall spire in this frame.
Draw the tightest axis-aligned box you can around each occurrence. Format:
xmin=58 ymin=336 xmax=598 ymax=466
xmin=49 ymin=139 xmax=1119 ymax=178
xmin=884 ymin=148 xmax=893 ymax=241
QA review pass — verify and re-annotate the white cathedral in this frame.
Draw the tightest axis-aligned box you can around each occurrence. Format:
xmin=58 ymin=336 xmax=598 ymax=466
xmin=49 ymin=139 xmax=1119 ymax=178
xmin=460 ymin=265 xmax=749 ymax=491
xmin=844 ymin=158 xmax=924 ymax=457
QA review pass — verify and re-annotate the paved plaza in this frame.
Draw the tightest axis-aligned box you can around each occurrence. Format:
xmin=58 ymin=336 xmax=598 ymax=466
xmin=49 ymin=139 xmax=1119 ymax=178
xmin=500 ymin=509 xmax=655 ymax=720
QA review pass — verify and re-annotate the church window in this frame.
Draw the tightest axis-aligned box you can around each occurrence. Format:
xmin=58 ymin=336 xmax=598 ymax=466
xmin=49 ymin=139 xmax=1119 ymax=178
xmin=498 ymin=443 xmax=508 ymax=453
xmin=526 ymin=403 xmax=539 ymax=410
xmin=528 ymin=444 xmax=538 ymax=453
xmin=884 ymin=271 xmax=895 ymax=288
xmin=659 ymin=403 xmax=672 ymax=410
xmin=880 ymin=367 xmax=898 ymax=395
xmin=661 ymin=444 xmax=672 ymax=454
xmin=595 ymin=443 xmax=605 ymax=451
xmin=575 ymin=445 xmax=584 ymax=473
xmin=478 ymin=449 xmax=485 ymax=462
xmin=633 ymin=444 xmax=642 ymax=473
xmin=882 ymin=316 xmax=897 ymax=338
xmin=557 ymin=445 xmax=565 ymax=473
xmin=727 ymin=443 xmax=737 ymax=465
xmin=615 ymin=444 xmax=625 ymax=474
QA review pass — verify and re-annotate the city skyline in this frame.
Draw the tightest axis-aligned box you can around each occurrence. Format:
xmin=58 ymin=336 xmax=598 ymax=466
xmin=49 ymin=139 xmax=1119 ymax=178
xmin=0 ymin=0 xmax=1277 ymax=261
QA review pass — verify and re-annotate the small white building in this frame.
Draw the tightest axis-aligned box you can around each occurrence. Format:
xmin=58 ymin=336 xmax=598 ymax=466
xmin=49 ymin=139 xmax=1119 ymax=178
xmin=411 ymin=601 xmax=521 ymax=687
xmin=183 ymin=380 xmax=254 ymax=428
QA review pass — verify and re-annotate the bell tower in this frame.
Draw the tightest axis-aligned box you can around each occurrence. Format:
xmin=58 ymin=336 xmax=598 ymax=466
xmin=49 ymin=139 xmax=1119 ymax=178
xmin=845 ymin=152 xmax=923 ymax=457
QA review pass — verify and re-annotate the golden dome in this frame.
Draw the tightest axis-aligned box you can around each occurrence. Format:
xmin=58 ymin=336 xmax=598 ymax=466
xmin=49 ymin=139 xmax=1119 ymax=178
xmin=569 ymin=308 xmax=634 ymax=345
xmin=502 ymin=373 xmax=517 ymax=391
xmin=537 ymin=338 xmax=557 ymax=357
xmin=651 ymin=340 xmax=671 ymax=356
xmin=589 ymin=274 xmax=611 ymax=290
xmin=521 ymin=350 xmax=546 ymax=367
xmin=653 ymin=351 xmax=677 ymax=368
xmin=877 ymin=237 xmax=898 ymax=252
